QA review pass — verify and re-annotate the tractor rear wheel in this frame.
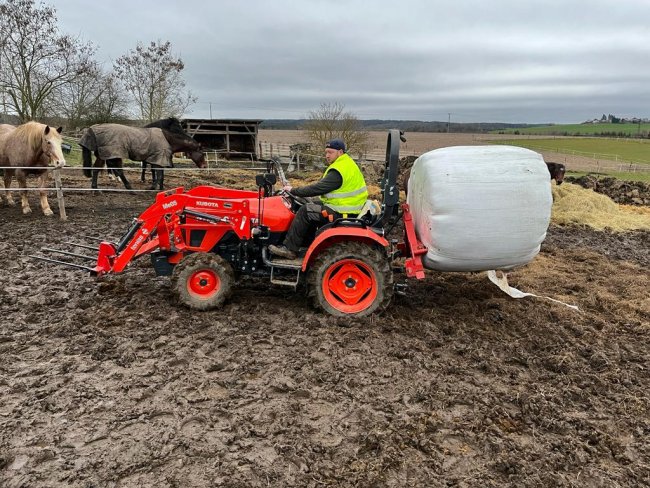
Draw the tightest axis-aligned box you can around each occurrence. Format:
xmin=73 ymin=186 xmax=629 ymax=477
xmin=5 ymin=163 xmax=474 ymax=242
xmin=172 ymin=253 xmax=234 ymax=310
xmin=308 ymin=242 xmax=393 ymax=317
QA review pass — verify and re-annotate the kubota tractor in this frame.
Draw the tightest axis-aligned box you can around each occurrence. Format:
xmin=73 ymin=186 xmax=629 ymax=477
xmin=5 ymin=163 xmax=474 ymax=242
xmin=36 ymin=130 xmax=427 ymax=317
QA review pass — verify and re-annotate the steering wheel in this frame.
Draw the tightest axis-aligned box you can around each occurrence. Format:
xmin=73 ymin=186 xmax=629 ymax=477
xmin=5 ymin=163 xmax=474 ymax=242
xmin=277 ymin=189 xmax=309 ymax=210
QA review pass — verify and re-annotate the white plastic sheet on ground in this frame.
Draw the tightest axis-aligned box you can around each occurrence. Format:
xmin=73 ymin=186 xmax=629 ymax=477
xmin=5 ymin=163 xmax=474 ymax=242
xmin=487 ymin=270 xmax=580 ymax=311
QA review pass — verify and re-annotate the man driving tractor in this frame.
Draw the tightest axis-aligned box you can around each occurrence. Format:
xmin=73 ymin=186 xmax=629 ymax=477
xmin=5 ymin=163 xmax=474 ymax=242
xmin=268 ymin=138 xmax=368 ymax=259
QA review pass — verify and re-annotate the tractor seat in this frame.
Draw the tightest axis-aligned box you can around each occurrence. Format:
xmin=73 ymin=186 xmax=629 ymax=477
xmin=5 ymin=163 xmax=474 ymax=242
xmin=358 ymin=199 xmax=381 ymax=226
xmin=315 ymin=199 xmax=382 ymax=237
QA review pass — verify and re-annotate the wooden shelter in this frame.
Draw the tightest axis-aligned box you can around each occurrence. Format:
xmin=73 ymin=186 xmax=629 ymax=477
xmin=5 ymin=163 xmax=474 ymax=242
xmin=182 ymin=118 xmax=262 ymax=160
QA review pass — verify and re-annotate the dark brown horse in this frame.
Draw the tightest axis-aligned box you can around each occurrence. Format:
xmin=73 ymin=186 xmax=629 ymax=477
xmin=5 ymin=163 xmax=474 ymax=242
xmin=80 ymin=120 xmax=205 ymax=190
xmin=140 ymin=118 xmax=201 ymax=190
xmin=0 ymin=122 xmax=65 ymax=215
xmin=545 ymin=162 xmax=566 ymax=184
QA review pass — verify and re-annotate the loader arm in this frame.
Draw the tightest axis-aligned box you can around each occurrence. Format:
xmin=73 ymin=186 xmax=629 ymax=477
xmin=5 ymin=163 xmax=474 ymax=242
xmin=93 ymin=188 xmax=252 ymax=275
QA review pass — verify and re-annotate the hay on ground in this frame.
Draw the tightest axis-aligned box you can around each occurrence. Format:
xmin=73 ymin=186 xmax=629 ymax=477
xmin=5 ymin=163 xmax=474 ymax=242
xmin=551 ymin=183 xmax=650 ymax=231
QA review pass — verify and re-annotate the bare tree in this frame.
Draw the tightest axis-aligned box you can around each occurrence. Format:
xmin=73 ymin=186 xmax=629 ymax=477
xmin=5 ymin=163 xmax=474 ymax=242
xmin=50 ymin=63 xmax=128 ymax=129
xmin=0 ymin=0 xmax=95 ymax=122
xmin=114 ymin=40 xmax=196 ymax=122
xmin=87 ymin=75 xmax=129 ymax=125
xmin=303 ymin=102 xmax=369 ymax=160
xmin=49 ymin=61 xmax=102 ymax=129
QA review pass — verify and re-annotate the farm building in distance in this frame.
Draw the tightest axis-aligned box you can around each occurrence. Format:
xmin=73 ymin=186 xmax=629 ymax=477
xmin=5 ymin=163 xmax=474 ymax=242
xmin=182 ymin=118 xmax=262 ymax=160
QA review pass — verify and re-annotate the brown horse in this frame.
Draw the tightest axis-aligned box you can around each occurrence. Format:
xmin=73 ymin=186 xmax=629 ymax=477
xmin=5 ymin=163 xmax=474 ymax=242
xmin=140 ymin=118 xmax=203 ymax=190
xmin=80 ymin=121 xmax=205 ymax=190
xmin=0 ymin=122 xmax=65 ymax=215
xmin=545 ymin=162 xmax=566 ymax=184
xmin=0 ymin=124 xmax=15 ymax=136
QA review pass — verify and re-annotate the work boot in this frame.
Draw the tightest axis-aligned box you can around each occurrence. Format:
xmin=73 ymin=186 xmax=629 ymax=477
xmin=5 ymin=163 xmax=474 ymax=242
xmin=268 ymin=244 xmax=297 ymax=259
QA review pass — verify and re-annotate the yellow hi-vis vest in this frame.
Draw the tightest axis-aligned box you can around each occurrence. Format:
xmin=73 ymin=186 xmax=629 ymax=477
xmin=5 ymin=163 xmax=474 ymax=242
xmin=320 ymin=153 xmax=368 ymax=214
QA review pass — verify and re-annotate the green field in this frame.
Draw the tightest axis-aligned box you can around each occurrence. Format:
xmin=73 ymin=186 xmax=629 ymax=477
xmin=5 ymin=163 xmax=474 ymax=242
xmin=567 ymin=170 xmax=650 ymax=182
xmin=495 ymin=122 xmax=650 ymax=137
xmin=493 ymin=137 xmax=650 ymax=164
xmin=63 ymin=137 xmax=82 ymax=165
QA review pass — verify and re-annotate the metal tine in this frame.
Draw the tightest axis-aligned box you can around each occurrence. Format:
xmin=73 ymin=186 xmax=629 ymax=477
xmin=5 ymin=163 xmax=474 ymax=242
xmin=29 ymin=255 xmax=95 ymax=272
xmin=78 ymin=234 xmax=108 ymax=241
xmin=41 ymin=247 xmax=96 ymax=261
xmin=62 ymin=241 xmax=99 ymax=251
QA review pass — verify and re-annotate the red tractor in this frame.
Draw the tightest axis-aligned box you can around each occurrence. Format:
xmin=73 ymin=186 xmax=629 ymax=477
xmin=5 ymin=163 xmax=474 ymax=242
xmin=37 ymin=130 xmax=427 ymax=317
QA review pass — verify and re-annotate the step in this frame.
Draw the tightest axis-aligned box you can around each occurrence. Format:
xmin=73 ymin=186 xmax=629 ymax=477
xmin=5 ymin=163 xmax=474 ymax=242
xmin=270 ymin=278 xmax=300 ymax=287
xmin=268 ymin=257 xmax=303 ymax=269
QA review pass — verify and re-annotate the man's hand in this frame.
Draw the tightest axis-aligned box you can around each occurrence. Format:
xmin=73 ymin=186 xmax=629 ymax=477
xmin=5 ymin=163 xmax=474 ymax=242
xmin=283 ymin=184 xmax=293 ymax=192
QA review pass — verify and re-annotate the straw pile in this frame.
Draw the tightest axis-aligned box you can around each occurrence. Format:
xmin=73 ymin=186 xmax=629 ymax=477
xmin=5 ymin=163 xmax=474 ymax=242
xmin=551 ymin=183 xmax=650 ymax=231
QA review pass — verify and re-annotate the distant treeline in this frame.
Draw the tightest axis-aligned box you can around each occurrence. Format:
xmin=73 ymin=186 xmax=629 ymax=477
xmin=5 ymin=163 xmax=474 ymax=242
xmin=259 ymin=119 xmax=539 ymax=133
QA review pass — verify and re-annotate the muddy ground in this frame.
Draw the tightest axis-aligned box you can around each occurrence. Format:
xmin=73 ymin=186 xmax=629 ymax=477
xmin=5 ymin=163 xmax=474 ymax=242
xmin=566 ymin=176 xmax=650 ymax=206
xmin=1 ymin=174 xmax=649 ymax=487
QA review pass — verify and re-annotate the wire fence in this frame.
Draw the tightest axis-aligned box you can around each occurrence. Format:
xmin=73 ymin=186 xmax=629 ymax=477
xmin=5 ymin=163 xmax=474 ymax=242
xmin=500 ymin=143 xmax=650 ymax=173
xmin=257 ymin=141 xmax=421 ymax=167
xmin=0 ymin=164 xmax=272 ymax=220
xmin=4 ymin=137 xmax=648 ymax=221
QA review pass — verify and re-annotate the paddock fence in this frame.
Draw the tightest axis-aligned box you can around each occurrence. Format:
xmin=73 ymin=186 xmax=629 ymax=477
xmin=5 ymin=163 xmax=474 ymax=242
xmin=484 ymin=142 xmax=650 ymax=174
xmin=0 ymin=163 xmax=275 ymax=221
xmin=3 ymin=138 xmax=649 ymax=221
xmin=257 ymin=141 xmax=422 ymax=169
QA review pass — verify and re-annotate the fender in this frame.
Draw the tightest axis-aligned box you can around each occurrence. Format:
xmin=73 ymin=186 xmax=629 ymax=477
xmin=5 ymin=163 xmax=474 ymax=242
xmin=301 ymin=227 xmax=389 ymax=271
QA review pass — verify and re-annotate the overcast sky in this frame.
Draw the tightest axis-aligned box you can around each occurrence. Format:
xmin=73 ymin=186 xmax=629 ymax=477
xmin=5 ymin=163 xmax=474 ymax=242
xmin=54 ymin=0 xmax=650 ymax=124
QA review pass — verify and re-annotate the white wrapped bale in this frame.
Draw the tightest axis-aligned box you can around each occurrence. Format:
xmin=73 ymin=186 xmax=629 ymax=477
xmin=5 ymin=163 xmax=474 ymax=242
xmin=407 ymin=146 xmax=552 ymax=272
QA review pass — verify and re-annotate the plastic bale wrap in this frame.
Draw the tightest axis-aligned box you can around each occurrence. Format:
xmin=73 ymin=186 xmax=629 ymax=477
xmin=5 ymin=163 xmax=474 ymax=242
xmin=407 ymin=146 xmax=552 ymax=272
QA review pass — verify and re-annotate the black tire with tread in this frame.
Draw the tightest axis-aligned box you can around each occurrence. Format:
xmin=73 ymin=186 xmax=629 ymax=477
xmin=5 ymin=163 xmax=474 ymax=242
xmin=171 ymin=253 xmax=234 ymax=310
xmin=307 ymin=241 xmax=393 ymax=317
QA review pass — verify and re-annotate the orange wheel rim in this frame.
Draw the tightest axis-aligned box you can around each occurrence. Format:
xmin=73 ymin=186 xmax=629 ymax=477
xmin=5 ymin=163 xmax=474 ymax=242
xmin=322 ymin=259 xmax=378 ymax=314
xmin=187 ymin=269 xmax=220 ymax=298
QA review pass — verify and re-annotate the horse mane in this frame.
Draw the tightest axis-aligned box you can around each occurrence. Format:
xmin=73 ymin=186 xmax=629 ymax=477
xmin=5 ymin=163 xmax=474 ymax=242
xmin=140 ymin=118 xmax=202 ymax=157
xmin=12 ymin=122 xmax=57 ymax=154
xmin=145 ymin=117 xmax=184 ymax=134
xmin=164 ymin=116 xmax=181 ymax=125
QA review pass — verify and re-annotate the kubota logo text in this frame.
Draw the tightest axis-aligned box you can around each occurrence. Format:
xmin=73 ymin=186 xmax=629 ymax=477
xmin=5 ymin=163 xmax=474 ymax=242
xmin=130 ymin=234 xmax=145 ymax=251
xmin=196 ymin=201 xmax=219 ymax=207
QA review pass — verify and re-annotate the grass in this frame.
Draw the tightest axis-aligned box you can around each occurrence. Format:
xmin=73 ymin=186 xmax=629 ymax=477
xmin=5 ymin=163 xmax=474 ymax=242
xmin=495 ymin=122 xmax=650 ymax=137
xmin=63 ymin=137 xmax=82 ymax=166
xmin=567 ymin=170 xmax=650 ymax=183
xmin=492 ymin=138 xmax=650 ymax=164
xmin=489 ymin=137 xmax=650 ymax=182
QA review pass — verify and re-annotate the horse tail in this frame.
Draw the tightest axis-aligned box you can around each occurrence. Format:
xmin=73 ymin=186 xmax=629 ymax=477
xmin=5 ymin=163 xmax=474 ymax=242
xmin=82 ymin=147 xmax=93 ymax=177
xmin=80 ymin=128 xmax=97 ymax=178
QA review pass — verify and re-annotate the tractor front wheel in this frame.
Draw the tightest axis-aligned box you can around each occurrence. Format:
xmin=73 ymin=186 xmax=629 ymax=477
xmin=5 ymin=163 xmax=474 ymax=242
xmin=308 ymin=242 xmax=393 ymax=317
xmin=172 ymin=253 xmax=234 ymax=310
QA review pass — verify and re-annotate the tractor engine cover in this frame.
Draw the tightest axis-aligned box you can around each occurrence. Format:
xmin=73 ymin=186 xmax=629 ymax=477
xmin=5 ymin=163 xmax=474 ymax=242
xmin=407 ymin=145 xmax=552 ymax=272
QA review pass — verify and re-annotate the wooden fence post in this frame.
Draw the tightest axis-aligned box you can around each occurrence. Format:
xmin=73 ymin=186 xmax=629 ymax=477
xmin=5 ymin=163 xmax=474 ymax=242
xmin=53 ymin=168 xmax=67 ymax=221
